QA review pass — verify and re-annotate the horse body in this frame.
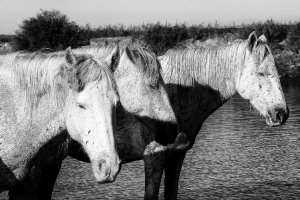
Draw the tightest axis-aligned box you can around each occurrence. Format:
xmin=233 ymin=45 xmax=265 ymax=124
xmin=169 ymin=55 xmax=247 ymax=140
xmin=0 ymin=49 xmax=121 ymax=197
xmin=154 ymin=32 xmax=289 ymax=199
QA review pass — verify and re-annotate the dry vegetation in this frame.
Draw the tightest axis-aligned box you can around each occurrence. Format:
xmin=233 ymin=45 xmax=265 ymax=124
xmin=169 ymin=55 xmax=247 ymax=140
xmin=1 ymin=10 xmax=299 ymax=77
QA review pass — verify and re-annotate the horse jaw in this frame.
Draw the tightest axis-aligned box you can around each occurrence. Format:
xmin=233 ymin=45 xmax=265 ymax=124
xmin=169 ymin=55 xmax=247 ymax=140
xmin=249 ymin=98 xmax=289 ymax=127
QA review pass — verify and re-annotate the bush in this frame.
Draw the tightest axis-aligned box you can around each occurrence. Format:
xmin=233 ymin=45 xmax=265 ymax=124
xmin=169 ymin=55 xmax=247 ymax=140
xmin=14 ymin=10 xmax=89 ymax=51
xmin=287 ymin=21 xmax=300 ymax=53
xmin=0 ymin=35 xmax=14 ymax=43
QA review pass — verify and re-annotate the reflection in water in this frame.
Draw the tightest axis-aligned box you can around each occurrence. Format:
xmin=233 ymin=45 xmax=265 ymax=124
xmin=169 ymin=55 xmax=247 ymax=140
xmin=1 ymin=79 xmax=299 ymax=200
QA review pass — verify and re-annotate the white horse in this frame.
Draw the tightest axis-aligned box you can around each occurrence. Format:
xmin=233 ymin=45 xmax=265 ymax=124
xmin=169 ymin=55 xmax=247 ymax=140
xmin=0 ymin=48 xmax=121 ymax=199
xmin=147 ymin=32 xmax=289 ymax=200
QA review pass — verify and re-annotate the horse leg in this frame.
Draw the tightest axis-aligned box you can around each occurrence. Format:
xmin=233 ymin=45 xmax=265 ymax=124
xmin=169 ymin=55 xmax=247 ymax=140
xmin=36 ymin=160 xmax=62 ymax=200
xmin=8 ymin=161 xmax=62 ymax=200
xmin=164 ymin=153 xmax=186 ymax=200
xmin=8 ymin=167 xmax=41 ymax=200
xmin=164 ymin=132 xmax=195 ymax=200
xmin=143 ymin=141 xmax=167 ymax=200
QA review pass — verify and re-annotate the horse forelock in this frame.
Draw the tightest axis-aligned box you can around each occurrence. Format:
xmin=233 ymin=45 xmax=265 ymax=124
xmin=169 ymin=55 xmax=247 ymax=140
xmin=122 ymin=44 xmax=160 ymax=83
xmin=70 ymin=54 xmax=116 ymax=92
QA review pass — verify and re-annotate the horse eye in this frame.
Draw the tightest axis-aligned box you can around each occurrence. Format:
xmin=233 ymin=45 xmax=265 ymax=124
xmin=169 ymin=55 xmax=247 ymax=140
xmin=149 ymin=82 xmax=159 ymax=90
xmin=258 ymin=72 xmax=264 ymax=76
xmin=78 ymin=104 xmax=86 ymax=110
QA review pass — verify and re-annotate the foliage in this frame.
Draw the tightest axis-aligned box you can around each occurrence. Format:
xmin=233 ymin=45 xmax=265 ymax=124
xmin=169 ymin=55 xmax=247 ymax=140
xmin=14 ymin=10 xmax=89 ymax=51
xmin=0 ymin=35 xmax=14 ymax=43
xmin=286 ymin=21 xmax=300 ymax=53
xmin=10 ymin=10 xmax=300 ymax=56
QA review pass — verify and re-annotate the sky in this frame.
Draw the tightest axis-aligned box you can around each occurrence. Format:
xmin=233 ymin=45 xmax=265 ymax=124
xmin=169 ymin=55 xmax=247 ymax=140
xmin=1 ymin=0 xmax=300 ymax=35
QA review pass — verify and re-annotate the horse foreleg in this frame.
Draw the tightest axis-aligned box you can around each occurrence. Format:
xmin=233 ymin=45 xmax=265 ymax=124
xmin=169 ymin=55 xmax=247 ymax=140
xmin=164 ymin=132 xmax=194 ymax=200
xmin=164 ymin=153 xmax=186 ymax=200
xmin=8 ymin=161 xmax=62 ymax=200
xmin=36 ymin=160 xmax=62 ymax=200
xmin=143 ymin=141 xmax=167 ymax=200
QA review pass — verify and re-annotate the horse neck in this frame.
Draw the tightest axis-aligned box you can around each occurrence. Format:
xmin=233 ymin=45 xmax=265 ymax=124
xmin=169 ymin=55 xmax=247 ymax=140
xmin=0 ymin=53 xmax=69 ymax=161
xmin=164 ymin=42 xmax=246 ymax=100
xmin=161 ymin=42 xmax=246 ymax=133
xmin=12 ymin=53 xmax=69 ymax=119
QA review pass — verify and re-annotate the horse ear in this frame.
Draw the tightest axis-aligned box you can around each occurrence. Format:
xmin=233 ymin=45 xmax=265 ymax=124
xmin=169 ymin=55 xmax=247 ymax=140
xmin=124 ymin=46 xmax=134 ymax=62
xmin=246 ymin=31 xmax=257 ymax=52
xmin=65 ymin=47 xmax=77 ymax=65
xmin=258 ymin=35 xmax=268 ymax=43
xmin=62 ymin=48 xmax=81 ymax=91
xmin=105 ymin=45 xmax=119 ymax=66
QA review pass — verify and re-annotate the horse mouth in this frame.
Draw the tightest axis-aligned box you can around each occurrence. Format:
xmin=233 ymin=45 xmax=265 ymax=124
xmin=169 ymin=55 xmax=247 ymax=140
xmin=265 ymin=107 xmax=289 ymax=127
xmin=265 ymin=115 xmax=282 ymax=127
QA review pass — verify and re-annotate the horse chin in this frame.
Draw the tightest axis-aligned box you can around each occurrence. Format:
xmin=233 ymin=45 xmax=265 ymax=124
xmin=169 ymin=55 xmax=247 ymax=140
xmin=265 ymin=114 xmax=281 ymax=127
xmin=250 ymin=101 xmax=282 ymax=127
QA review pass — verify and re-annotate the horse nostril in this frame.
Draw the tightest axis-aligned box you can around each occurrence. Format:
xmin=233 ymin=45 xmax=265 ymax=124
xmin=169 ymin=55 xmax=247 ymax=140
xmin=98 ymin=159 xmax=106 ymax=171
xmin=276 ymin=107 xmax=289 ymax=124
xmin=276 ymin=111 xmax=283 ymax=122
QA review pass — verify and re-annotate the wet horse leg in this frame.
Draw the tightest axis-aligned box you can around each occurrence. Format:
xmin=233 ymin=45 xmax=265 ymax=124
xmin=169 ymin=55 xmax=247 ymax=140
xmin=143 ymin=141 xmax=167 ymax=200
xmin=8 ymin=161 xmax=62 ymax=200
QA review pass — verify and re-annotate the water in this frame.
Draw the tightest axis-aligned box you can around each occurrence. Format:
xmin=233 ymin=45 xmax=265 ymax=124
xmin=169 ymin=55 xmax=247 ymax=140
xmin=1 ymin=78 xmax=300 ymax=199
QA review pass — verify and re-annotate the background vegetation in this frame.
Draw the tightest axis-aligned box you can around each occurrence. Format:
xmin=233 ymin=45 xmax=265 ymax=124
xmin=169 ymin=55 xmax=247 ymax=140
xmin=1 ymin=10 xmax=299 ymax=76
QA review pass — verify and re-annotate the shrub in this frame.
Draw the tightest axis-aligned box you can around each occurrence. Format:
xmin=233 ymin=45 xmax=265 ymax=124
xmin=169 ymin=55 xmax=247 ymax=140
xmin=14 ymin=10 xmax=89 ymax=51
xmin=0 ymin=35 xmax=14 ymax=43
xmin=287 ymin=21 xmax=300 ymax=53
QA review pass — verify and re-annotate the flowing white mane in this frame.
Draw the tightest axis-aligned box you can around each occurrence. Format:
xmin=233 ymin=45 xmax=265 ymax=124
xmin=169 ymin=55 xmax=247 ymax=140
xmin=161 ymin=38 xmax=272 ymax=100
xmin=0 ymin=51 xmax=116 ymax=111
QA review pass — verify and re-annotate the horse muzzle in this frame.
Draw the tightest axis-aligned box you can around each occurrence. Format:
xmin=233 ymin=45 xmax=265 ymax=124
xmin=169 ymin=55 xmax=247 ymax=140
xmin=92 ymin=157 xmax=121 ymax=183
xmin=266 ymin=107 xmax=289 ymax=127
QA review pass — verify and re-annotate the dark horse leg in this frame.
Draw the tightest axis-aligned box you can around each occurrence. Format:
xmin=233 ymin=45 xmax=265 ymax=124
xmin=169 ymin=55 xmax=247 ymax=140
xmin=143 ymin=132 xmax=193 ymax=200
xmin=36 ymin=161 xmax=62 ymax=200
xmin=164 ymin=153 xmax=186 ymax=200
xmin=8 ymin=161 xmax=62 ymax=200
xmin=163 ymin=132 xmax=196 ymax=200
xmin=143 ymin=141 xmax=167 ymax=200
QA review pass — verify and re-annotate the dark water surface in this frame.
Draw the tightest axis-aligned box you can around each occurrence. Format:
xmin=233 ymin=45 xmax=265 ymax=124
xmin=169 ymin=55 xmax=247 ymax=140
xmin=1 ymin=78 xmax=299 ymax=199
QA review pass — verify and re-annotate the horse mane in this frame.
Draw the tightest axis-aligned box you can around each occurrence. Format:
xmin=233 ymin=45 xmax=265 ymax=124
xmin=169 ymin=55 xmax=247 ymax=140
xmin=73 ymin=41 xmax=160 ymax=84
xmin=162 ymin=38 xmax=271 ymax=100
xmin=77 ymin=43 xmax=117 ymax=59
xmin=3 ymin=51 xmax=115 ymax=112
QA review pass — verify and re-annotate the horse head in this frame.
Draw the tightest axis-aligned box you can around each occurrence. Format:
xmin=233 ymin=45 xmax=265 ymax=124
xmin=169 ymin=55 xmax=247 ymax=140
xmin=62 ymin=48 xmax=121 ymax=183
xmin=236 ymin=32 xmax=289 ymax=126
xmin=113 ymin=45 xmax=178 ymax=145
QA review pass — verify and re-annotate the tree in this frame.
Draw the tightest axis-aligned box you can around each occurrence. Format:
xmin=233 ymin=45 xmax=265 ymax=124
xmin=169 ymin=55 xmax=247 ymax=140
xmin=14 ymin=10 xmax=89 ymax=51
